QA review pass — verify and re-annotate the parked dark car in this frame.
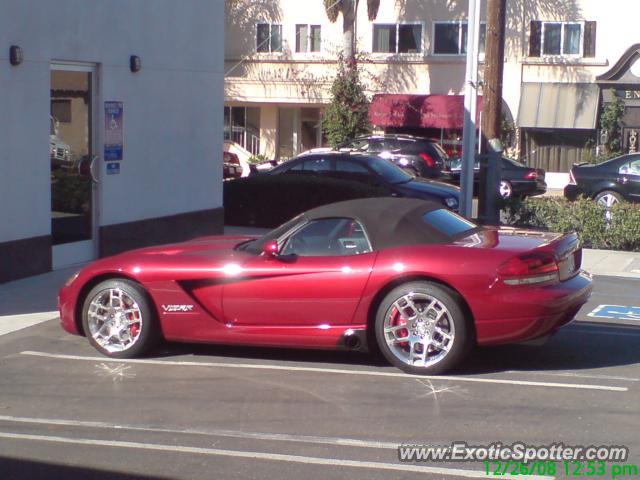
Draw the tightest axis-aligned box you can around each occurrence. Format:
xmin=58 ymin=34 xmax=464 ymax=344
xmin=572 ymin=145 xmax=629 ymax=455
xmin=267 ymin=152 xmax=460 ymax=210
xmin=223 ymin=151 xmax=242 ymax=180
xmin=442 ymin=156 xmax=547 ymax=199
xmin=564 ymin=154 xmax=640 ymax=207
xmin=337 ymin=134 xmax=448 ymax=179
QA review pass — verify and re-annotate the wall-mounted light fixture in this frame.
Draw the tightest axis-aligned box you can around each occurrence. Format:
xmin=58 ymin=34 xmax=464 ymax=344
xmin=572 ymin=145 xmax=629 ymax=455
xmin=129 ymin=55 xmax=141 ymax=73
xmin=9 ymin=45 xmax=23 ymax=66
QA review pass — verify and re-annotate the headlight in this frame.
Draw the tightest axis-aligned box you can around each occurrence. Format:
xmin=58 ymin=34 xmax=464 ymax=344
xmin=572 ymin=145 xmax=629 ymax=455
xmin=64 ymin=271 xmax=80 ymax=287
xmin=444 ymin=197 xmax=459 ymax=209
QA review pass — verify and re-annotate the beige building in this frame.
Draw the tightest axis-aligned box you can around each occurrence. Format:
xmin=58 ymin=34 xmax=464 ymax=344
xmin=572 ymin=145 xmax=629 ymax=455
xmin=225 ymin=0 xmax=640 ymax=180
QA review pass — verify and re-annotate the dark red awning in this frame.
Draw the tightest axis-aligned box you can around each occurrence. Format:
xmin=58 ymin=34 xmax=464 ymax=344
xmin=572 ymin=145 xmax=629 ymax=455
xmin=369 ymin=94 xmax=483 ymax=130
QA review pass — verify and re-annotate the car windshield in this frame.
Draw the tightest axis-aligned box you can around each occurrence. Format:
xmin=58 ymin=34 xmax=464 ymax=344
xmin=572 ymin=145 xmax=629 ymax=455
xmin=431 ymin=142 xmax=450 ymax=160
xmin=365 ymin=156 xmax=413 ymax=184
xmin=423 ymin=209 xmax=477 ymax=237
xmin=503 ymin=157 xmax=525 ymax=168
xmin=599 ymin=155 xmax=631 ymax=167
xmin=269 ymin=160 xmax=297 ymax=174
xmin=236 ymin=214 xmax=305 ymax=255
xmin=448 ymin=157 xmax=479 ymax=171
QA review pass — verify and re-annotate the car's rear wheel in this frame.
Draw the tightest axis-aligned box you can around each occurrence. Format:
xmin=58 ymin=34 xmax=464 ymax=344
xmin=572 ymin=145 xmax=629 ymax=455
xmin=595 ymin=190 xmax=623 ymax=208
xmin=499 ymin=180 xmax=513 ymax=199
xmin=82 ymin=279 xmax=160 ymax=358
xmin=375 ymin=282 xmax=472 ymax=374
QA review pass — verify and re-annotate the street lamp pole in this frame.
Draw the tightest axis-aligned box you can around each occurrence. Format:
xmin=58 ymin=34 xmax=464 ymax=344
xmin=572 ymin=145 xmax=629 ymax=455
xmin=459 ymin=0 xmax=482 ymax=218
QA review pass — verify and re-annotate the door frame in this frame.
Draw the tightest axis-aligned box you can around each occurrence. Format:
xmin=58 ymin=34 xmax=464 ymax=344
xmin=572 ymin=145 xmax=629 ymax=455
xmin=50 ymin=62 xmax=101 ymax=269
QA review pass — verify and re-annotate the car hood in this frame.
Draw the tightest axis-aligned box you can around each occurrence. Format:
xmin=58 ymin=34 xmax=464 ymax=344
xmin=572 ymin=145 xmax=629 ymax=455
xmin=70 ymin=235 xmax=263 ymax=285
xmin=396 ymin=178 xmax=461 ymax=198
xmin=134 ymin=235 xmax=255 ymax=257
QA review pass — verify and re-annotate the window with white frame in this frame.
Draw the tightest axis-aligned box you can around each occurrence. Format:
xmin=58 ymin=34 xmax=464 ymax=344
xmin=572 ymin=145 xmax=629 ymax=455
xmin=373 ymin=23 xmax=422 ymax=54
xmin=433 ymin=21 xmax=486 ymax=55
xmin=257 ymin=23 xmax=283 ymax=53
xmin=296 ymin=24 xmax=321 ymax=52
xmin=529 ymin=21 xmax=596 ymax=57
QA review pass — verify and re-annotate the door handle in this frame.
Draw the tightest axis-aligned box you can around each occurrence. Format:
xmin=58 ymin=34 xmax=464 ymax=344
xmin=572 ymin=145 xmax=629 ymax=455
xmin=89 ymin=155 xmax=99 ymax=184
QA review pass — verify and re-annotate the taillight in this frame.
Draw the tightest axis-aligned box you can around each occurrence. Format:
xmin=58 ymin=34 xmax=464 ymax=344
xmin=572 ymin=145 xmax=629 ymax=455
xmin=524 ymin=171 xmax=538 ymax=180
xmin=569 ymin=169 xmax=577 ymax=185
xmin=497 ymin=252 xmax=559 ymax=285
xmin=419 ymin=152 xmax=435 ymax=167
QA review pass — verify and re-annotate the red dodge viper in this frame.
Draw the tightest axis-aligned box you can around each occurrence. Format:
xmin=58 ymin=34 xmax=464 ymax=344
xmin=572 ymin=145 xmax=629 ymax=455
xmin=59 ymin=197 xmax=592 ymax=374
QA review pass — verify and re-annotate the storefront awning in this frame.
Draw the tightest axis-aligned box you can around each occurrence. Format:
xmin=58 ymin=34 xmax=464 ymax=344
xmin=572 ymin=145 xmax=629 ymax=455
xmin=369 ymin=94 xmax=483 ymax=130
xmin=517 ymin=83 xmax=599 ymax=129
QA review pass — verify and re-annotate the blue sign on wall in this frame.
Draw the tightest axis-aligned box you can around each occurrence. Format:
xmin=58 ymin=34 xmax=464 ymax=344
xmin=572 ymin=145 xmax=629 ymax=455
xmin=106 ymin=162 xmax=120 ymax=175
xmin=104 ymin=101 xmax=123 ymax=161
xmin=588 ymin=305 xmax=640 ymax=321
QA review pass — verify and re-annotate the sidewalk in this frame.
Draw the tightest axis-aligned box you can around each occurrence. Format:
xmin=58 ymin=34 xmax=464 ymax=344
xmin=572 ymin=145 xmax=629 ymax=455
xmin=1 ymin=227 xmax=638 ymax=337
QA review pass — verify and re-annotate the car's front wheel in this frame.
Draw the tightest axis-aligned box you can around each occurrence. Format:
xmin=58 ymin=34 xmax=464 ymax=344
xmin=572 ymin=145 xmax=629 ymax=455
xmin=82 ymin=279 xmax=160 ymax=358
xmin=375 ymin=281 xmax=473 ymax=375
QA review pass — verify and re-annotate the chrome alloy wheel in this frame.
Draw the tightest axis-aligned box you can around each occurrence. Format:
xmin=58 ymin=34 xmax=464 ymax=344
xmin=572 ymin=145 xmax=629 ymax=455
xmin=383 ymin=292 xmax=455 ymax=368
xmin=596 ymin=193 xmax=620 ymax=208
xmin=86 ymin=288 xmax=143 ymax=353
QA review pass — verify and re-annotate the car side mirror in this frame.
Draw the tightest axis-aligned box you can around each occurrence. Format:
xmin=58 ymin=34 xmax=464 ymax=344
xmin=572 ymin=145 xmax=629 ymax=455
xmin=262 ymin=240 xmax=280 ymax=258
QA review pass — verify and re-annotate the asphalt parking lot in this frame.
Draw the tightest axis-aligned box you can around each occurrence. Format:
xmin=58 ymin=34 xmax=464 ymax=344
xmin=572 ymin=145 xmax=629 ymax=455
xmin=0 ymin=275 xmax=638 ymax=480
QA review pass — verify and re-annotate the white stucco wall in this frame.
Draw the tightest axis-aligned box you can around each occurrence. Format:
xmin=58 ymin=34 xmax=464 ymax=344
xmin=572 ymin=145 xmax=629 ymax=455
xmin=0 ymin=0 xmax=224 ymax=243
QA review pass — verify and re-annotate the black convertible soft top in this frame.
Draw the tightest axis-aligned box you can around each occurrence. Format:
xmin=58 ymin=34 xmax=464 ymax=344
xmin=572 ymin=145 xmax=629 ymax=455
xmin=303 ymin=197 xmax=472 ymax=250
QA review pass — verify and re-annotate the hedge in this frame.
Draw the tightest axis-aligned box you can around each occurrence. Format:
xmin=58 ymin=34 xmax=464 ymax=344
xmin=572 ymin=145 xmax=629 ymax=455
xmin=503 ymin=196 xmax=640 ymax=252
xmin=224 ymin=174 xmax=391 ymax=228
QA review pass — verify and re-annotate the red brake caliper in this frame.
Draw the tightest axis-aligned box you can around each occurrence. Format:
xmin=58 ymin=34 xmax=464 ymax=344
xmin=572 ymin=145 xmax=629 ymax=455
xmin=390 ymin=307 xmax=409 ymax=348
xmin=129 ymin=311 xmax=140 ymax=338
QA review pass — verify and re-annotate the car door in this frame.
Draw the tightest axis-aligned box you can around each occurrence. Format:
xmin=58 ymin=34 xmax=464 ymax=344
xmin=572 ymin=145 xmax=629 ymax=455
xmin=222 ymin=218 xmax=376 ymax=326
xmin=619 ymin=157 xmax=640 ymax=201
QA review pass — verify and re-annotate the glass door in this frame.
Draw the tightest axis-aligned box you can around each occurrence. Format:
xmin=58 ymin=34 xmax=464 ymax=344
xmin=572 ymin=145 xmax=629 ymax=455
xmin=50 ymin=64 xmax=99 ymax=268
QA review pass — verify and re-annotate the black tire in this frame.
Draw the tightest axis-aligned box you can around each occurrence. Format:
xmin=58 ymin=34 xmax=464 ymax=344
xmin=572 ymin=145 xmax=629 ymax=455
xmin=82 ymin=279 xmax=160 ymax=358
xmin=374 ymin=281 xmax=473 ymax=375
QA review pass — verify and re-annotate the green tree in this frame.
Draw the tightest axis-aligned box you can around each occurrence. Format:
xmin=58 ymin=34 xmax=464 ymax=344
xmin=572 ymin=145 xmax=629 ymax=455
xmin=323 ymin=0 xmax=380 ymax=61
xmin=600 ymin=91 xmax=625 ymax=154
xmin=322 ymin=56 xmax=371 ymax=148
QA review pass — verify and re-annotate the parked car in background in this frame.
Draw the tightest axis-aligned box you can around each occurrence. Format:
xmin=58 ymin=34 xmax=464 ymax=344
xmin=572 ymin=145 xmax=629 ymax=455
xmin=442 ymin=156 xmax=547 ymax=199
xmin=564 ymin=154 xmax=640 ymax=207
xmin=337 ymin=134 xmax=448 ymax=179
xmin=50 ymin=115 xmax=72 ymax=168
xmin=266 ymin=152 xmax=460 ymax=210
xmin=223 ymin=151 xmax=243 ymax=180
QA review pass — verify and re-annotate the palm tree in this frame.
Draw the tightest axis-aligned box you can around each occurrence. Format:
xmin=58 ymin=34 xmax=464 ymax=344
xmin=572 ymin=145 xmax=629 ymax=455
xmin=324 ymin=0 xmax=380 ymax=62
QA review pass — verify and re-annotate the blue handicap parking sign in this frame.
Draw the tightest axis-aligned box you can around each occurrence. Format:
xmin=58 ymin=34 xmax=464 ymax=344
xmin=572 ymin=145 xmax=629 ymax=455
xmin=587 ymin=305 xmax=640 ymax=321
xmin=106 ymin=162 xmax=120 ymax=175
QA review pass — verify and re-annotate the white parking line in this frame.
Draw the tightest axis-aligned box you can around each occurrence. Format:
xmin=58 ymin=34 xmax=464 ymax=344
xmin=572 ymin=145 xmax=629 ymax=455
xmin=504 ymin=371 xmax=639 ymax=382
xmin=19 ymin=351 xmax=628 ymax=392
xmin=0 ymin=312 xmax=57 ymax=336
xmin=0 ymin=414 xmax=400 ymax=450
xmin=0 ymin=431 xmax=552 ymax=479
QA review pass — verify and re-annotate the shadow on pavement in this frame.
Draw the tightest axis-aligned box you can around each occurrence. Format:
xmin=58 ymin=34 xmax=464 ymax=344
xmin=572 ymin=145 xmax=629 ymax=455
xmin=150 ymin=320 xmax=640 ymax=376
xmin=459 ymin=321 xmax=640 ymax=375
xmin=0 ymin=267 xmax=78 ymax=317
xmin=0 ymin=456 xmax=171 ymax=480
